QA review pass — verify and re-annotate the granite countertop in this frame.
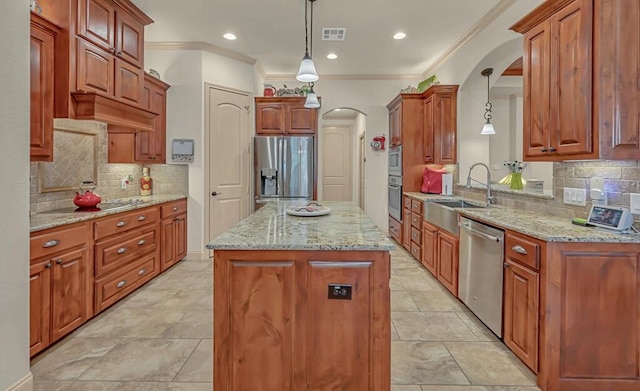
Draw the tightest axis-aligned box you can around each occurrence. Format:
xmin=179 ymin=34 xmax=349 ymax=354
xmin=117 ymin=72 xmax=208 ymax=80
xmin=30 ymin=194 xmax=188 ymax=232
xmin=404 ymin=191 xmax=640 ymax=243
xmin=206 ymin=200 xmax=395 ymax=251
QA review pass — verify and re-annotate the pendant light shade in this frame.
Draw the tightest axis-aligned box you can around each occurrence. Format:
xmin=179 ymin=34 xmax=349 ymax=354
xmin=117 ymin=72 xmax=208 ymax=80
xmin=297 ymin=53 xmax=319 ymax=82
xmin=296 ymin=0 xmax=319 ymax=82
xmin=480 ymin=67 xmax=496 ymax=135
xmin=304 ymin=83 xmax=320 ymax=108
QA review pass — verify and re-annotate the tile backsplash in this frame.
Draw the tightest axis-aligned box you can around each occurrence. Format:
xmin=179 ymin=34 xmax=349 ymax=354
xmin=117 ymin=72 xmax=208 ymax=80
xmin=30 ymin=119 xmax=189 ymax=213
xmin=457 ymin=160 xmax=640 ymax=224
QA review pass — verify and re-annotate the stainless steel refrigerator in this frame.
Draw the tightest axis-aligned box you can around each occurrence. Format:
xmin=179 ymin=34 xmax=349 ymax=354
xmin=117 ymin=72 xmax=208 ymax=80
xmin=254 ymin=136 xmax=314 ymax=209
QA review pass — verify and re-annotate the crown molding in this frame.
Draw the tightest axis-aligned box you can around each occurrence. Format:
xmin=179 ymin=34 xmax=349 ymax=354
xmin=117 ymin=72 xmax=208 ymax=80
xmin=144 ymin=41 xmax=257 ymax=65
xmin=422 ymin=0 xmax=518 ymax=78
xmin=266 ymin=74 xmax=423 ymax=81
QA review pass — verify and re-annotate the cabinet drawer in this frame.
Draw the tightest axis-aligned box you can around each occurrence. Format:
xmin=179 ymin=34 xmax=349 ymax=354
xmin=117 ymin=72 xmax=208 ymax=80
xmin=31 ymin=223 xmax=90 ymax=261
xmin=403 ymin=196 xmax=412 ymax=209
xmin=411 ymin=212 xmax=422 ymax=229
xmin=389 ymin=216 xmax=401 ymax=242
xmin=95 ymin=254 xmax=157 ymax=313
xmin=94 ymin=207 xmax=159 ymax=240
xmin=95 ymin=226 xmax=157 ymax=278
xmin=410 ymin=242 xmax=422 ymax=260
xmin=505 ymin=231 xmax=541 ymax=271
xmin=411 ymin=199 xmax=423 ymax=214
xmin=411 ymin=227 xmax=422 ymax=246
xmin=161 ymin=199 xmax=187 ymax=219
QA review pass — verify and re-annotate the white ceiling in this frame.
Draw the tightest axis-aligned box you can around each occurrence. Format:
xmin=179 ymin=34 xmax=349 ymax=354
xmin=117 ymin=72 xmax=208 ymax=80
xmin=132 ymin=0 xmax=505 ymax=78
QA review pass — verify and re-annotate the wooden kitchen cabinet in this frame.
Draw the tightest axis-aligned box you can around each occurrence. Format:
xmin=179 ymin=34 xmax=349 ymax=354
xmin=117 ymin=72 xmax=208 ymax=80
xmin=421 ymin=221 xmax=438 ymax=276
xmin=503 ymin=230 xmax=542 ymax=373
xmin=388 ymin=216 xmax=402 ymax=243
xmin=512 ymin=0 xmax=640 ymax=161
xmin=135 ymin=74 xmax=170 ymax=163
xmin=30 ymin=222 xmax=93 ymax=356
xmin=160 ymin=199 xmax=188 ymax=271
xmin=388 ymin=103 xmax=401 ymax=147
xmin=402 ymin=196 xmax=412 ymax=251
xmin=255 ymin=97 xmax=318 ymax=135
xmin=408 ymin=199 xmax=423 ymax=261
xmin=422 ymin=85 xmax=458 ymax=164
xmin=436 ymin=228 xmax=458 ymax=296
xmin=30 ymin=13 xmax=60 ymax=162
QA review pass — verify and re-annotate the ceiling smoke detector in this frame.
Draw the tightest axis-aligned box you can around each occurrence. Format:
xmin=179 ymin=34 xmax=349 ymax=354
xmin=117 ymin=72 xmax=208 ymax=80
xmin=322 ymin=28 xmax=346 ymax=41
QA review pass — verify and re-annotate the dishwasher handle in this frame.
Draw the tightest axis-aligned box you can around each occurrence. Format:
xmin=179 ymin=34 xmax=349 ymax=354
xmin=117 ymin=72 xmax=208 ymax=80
xmin=459 ymin=221 xmax=503 ymax=243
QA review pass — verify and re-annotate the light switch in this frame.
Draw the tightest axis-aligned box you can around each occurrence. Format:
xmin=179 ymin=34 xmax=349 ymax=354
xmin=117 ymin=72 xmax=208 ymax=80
xmin=563 ymin=187 xmax=587 ymax=206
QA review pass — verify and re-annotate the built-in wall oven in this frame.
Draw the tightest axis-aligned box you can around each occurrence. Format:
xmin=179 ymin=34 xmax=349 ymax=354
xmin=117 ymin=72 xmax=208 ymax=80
xmin=388 ymin=175 xmax=402 ymax=221
xmin=388 ymin=146 xmax=402 ymax=176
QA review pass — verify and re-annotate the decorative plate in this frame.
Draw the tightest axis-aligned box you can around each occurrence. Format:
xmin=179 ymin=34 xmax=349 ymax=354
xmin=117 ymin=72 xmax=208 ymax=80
xmin=286 ymin=203 xmax=331 ymax=217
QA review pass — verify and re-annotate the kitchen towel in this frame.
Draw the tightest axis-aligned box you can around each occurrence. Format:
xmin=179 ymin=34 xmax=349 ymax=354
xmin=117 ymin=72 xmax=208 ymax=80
xmin=422 ymin=166 xmax=447 ymax=194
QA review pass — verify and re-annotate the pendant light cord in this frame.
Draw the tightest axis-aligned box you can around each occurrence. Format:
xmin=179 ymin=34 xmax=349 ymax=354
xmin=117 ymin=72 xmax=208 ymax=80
xmin=310 ymin=0 xmax=314 ymax=58
xmin=304 ymin=0 xmax=309 ymax=56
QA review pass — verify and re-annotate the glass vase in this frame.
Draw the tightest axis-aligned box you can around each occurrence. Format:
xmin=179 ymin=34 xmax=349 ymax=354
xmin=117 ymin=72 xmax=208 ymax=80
xmin=510 ymin=173 xmax=523 ymax=190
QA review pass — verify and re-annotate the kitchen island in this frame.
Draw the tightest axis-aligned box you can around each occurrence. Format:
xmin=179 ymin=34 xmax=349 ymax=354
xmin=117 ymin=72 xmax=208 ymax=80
xmin=207 ymin=201 xmax=394 ymax=391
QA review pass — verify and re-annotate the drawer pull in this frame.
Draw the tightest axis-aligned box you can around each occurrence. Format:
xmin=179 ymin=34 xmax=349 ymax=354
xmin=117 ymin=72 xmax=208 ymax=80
xmin=116 ymin=280 xmax=126 ymax=288
xmin=137 ymin=239 xmax=146 ymax=246
xmin=117 ymin=247 xmax=127 ymax=254
xmin=172 ymin=207 xmax=179 ymax=211
xmin=412 ymin=233 xmax=418 ymax=239
xmin=43 ymin=239 xmax=59 ymax=248
xmin=137 ymin=216 xmax=146 ymax=221
xmin=55 ymin=259 xmax=63 ymax=265
xmin=45 ymin=263 xmax=52 ymax=269
xmin=412 ymin=248 xmax=418 ymax=254
xmin=138 ymin=268 xmax=146 ymax=276
xmin=116 ymin=221 xmax=127 ymax=227
xmin=504 ymin=262 xmax=510 ymax=269
xmin=511 ymin=245 xmax=528 ymax=255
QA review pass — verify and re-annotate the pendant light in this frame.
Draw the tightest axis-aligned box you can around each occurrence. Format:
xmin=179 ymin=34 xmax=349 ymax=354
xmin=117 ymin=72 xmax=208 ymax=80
xmin=480 ymin=68 xmax=496 ymax=135
xmin=296 ymin=0 xmax=319 ymax=83
xmin=304 ymin=82 xmax=320 ymax=108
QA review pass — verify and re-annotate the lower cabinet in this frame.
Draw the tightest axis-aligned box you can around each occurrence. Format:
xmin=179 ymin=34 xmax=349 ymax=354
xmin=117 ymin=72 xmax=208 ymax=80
xmin=160 ymin=199 xmax=188 ymax=271
xmin=402 ymin=205 xmax=412 ymax=251
xmin=421 ymin=221 xmax=459 ymax=296
xmin=213 ymin=250 xmax=390 ymax=391
xmin=30 ymin=222 xmax=92 ymax=356
xmin=388 ymin=215 xmax=401 ymax=243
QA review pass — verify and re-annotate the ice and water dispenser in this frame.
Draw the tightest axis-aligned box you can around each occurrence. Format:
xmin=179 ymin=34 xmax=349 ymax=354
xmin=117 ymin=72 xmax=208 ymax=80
xmin=260 ymin=168 xmax=278 ymax=196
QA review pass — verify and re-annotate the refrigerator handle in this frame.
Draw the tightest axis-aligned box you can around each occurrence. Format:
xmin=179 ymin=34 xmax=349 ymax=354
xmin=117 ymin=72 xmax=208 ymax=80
xmin=279 ymin=137 xmax=286 ymax=197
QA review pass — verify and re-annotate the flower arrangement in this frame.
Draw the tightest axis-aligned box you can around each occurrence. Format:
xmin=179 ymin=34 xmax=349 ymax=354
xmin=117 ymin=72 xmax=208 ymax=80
xmin=499 ymin=161 xmax=527 ymax=189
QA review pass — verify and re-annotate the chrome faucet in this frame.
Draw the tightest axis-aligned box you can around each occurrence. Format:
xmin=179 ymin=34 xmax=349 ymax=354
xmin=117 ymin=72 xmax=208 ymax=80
xmin=466 ymin=163 xmax=494 ymax=206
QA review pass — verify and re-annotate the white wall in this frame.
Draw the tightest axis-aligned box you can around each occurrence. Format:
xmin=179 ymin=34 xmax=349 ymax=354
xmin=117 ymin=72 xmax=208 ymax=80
xmin=145 ymin=49 xmax=257 ymax=256
xmin=0 ymin=2 xmax=31 ymax=390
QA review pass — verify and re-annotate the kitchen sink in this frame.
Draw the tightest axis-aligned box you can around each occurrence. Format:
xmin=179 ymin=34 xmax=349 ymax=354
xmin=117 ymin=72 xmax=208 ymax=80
xmin=432 ymin=200 xmax=485 ymax=209
xmin=424 ymin=199 xmax=485 ymax=235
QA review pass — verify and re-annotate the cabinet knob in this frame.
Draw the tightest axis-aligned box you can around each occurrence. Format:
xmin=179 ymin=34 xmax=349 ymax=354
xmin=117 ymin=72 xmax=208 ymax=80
xmin=117 ymin=51 xmax=122 ymax=56
xmin=549 ymin=147 xmax=556 ymax=152
xmin=137 ymin=216 xmax=146 ymax=221
xmin=172 ymin=207 xmax=179 ymax=211
xmin=137 ymin=239 xmax=146 ymax=246
xmin=503 ymin=262 xmax=510 ymax=269
xmin=116 ymin=221 xmax=127 ymax=227
xmin=116 ymin=280 xmax=126 ymax=288
xmin=55 ymin=259 xmax=63 ymax=265
xmin=45 ymin=263 xmax=52 ymax=269
xmin=117 ymin=247 xmax=127 ymax=254
xmin=541 ymin=147 xmax=548 ymax=152
xmin=137 ymin=269 xmax=146 ymax=276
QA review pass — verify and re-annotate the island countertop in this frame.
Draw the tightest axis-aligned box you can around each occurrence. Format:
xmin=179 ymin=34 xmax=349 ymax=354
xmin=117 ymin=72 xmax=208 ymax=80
xmin=206 ymin=201 xmax=395 ymax=251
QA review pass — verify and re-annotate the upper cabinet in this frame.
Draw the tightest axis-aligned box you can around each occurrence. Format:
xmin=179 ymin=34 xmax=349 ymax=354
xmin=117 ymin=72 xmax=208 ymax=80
xmin=423 ymin=85 xmax=458 ymax=164
xmin=30 ymin=13 xmax=61 ymax=162
xmin=135 ymin=74 xmax=170 ymax=163
xmin=386 ymin=93 xmax=424 ymax=191
xmin=255 ymin=97 xmax=318 ymax=135
xmin=512 ymin=0 xmax=640 ymax=161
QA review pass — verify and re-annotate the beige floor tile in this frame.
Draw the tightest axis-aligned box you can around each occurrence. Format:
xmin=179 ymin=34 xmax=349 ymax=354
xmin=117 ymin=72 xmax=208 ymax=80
xmin=34 ymin=380 xmax=120 ymax=391
xmin=75 ymin=308 xmax=186 ymax=338
xmin=392 ymin=312 xmax=478 ymax=341
xmin=407 ymin=289 xmax=468 ymax=312
xmin=391 ymin=341 xmax=469 ymax=385
xmin=145 ymin=269 xmax=213 ymax=291
xmin=119 ymin=289 xmax=180 ymax=308
xmin=171 ymin=259 xmax=212 ymax=272
xmin=31 ymin=338 xmax=121 ymax=380
xmin=421 ymin=386 xmax=487 ymax=391
xmin=392 ymin=385 xmax=422 ymax=391
xmin=111 ymin=382 xmax=171 ymax=390
xmin=445 ymin=342 xmax=537 ymax=386
xmin=174 ymin=339 xmax=213 ymax=382
xmin=163 ymin=310 xmax=214 ymax=339
xmin=391 ymin=321 xmax=400 ymax=341
xmin=166 ymin=383 xmax=213 ymax=391
xmin=78 ymin=338 xmax=200 ymax=381
xmin=484 ymin=387 xmax=541 ymax=391
xmin=390 ymin=270 xmax=441 ymax=291
xmin=148 ymin=290 xmax=213 ymax=310
xmin=455 ymin=312 xmax=499 ymax=342
xmin=391 ymin=290 xmax=420 ymax=311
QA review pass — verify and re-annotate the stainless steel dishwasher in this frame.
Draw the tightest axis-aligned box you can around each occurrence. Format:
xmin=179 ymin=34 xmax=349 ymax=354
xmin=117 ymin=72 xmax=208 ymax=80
xmin=458 ymin=216 xmax=505 ymax=337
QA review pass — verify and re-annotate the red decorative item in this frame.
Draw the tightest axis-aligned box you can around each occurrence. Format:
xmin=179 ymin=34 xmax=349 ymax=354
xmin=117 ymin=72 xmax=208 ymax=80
xmin=422 ymin=166 xmax=447 ymax=194
xmin=73 ymin=181 xmax=102 ymax=208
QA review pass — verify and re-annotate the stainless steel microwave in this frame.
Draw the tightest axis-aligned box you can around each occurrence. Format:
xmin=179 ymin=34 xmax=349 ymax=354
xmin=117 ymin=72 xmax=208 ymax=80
xmin=388 ymin=146 xmax=402 ymax=176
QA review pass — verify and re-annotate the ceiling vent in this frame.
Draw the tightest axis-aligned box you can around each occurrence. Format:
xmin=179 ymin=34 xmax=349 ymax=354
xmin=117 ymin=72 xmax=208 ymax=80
xmin=322 ymin=28 xmax=346 ymax=41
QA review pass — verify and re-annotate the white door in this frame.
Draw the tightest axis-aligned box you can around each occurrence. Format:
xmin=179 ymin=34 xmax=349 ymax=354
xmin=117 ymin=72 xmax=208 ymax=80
xmin=206 ymin=85 xmax=251 ymax=243
xmin=322 ymin=126 xmax=352 ymax=201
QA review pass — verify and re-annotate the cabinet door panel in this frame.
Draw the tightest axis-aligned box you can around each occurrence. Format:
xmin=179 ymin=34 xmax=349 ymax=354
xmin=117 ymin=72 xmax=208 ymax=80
xmin=228 ymin=261 xmax=296 ymax=391
xmin=30 ymin=20 xmax=55 ymax=161
xmin=436 ymin=230 xmax=458 ymax=296
xmin=160 ymin=218 xmax=175 ymax=271
xmin=434 ymin=92 xmax=457 ymax=164
xmin=76 ymin=38 xmax=114 ymax=96
xmin=114 ymin=58 xmax=144 ymax=106
xmin=175 ymin=214 xmax=187 ymax=261
xmin=256 ymin=104 xmax=286 ymax=134
xmin=596 ymin=0 xmax=640 ymax=159
xmin=30 ymin=261 xmax=51 ymax=356
xmin=307 ymin=261 xmax=372 ymax=390
xmin=402 ymin=208 xmax=412 ymax=250
xmin=421 ymin=222 xmax=438 ymax=276
xmin=150 ymin=88 xmax=166 ymax=159
xmin=77 ymin=0 xmax=115 ymax=52
xmin=523 ymin=21 xmax=551 ymax=158
xmin=423 ymin=96 xmax=434 ymax=162
xmin=504 ymin=260 xmax=539 ymax=372
xmin=550 ymin=0 xmax=593 ymax=156
xmin=115 ymin=10 xmax=144 ymax=67
xmin=51 ymin=248 xmax=87 ymax=342
xmin=289 ymin=105 xmax=316 ymax=134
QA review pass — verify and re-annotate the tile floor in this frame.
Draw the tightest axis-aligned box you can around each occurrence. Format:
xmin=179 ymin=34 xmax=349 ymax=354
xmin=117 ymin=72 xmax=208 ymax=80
xmin=31 ymin=247 xmax=541 ymax=391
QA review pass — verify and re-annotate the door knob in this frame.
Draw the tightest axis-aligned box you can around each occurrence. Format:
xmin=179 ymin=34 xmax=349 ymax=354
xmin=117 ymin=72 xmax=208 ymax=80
xmin=211 ymin=192 xmax=222 ymax=196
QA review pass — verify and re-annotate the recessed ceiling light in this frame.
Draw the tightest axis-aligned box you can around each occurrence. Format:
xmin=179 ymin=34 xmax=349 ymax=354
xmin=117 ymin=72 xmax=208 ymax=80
xmin=393 ymin=32 xmax=406 ymax=40
xmin=223 ymin=33 xmax=237 ymax=40
xmin=327 ymin=53 xmax=338 ymax=60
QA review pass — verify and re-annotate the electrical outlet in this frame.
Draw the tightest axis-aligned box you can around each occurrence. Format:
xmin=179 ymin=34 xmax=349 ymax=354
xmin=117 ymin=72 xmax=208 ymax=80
xmin=327 ymin=284 xmax=352 ymax=300
xmin=630 ymin=193 xmax=640 ymax=214
xmin=563 ymin=187 xmax=587 ymax=206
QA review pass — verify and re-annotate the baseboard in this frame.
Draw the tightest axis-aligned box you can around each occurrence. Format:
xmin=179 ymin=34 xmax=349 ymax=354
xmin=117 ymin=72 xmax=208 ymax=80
xmin=6 ymin=372 xmax=33 ymax=391
xmin=186 ymin=250 xmax=210 ymax=260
